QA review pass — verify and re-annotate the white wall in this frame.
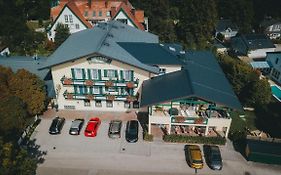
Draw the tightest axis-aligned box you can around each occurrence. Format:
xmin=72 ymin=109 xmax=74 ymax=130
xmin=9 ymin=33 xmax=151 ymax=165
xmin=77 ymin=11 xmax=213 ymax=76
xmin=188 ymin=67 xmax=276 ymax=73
xmin=114 ymin=10 xmax=135 ymax=28
xmin=51 ymin=55 xmax=151 ymax=111
xmin=48 ymin=6 xmax=89 ymax=41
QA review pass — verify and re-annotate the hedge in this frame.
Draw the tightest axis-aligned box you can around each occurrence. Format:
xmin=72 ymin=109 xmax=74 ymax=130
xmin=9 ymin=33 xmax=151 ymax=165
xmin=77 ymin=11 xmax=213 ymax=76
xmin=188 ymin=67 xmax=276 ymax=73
xmin=163 ymin=134 xmax=226 ymax=145
xmin=143 ymin=132 xmax=154 ymax=142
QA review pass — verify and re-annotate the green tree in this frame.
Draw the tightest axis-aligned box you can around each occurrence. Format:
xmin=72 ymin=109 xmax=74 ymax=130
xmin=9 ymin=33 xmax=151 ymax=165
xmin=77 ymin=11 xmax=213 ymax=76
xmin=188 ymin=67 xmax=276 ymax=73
xmin=0 ymin=66 xmax=13 ymax=99
xmin=54 ymin=23 xmax=70 ymax=48
xmin=8 ymin=69 xmax=46 ymax=115
xmin=247 ymin=79 xmax=272 ymax=106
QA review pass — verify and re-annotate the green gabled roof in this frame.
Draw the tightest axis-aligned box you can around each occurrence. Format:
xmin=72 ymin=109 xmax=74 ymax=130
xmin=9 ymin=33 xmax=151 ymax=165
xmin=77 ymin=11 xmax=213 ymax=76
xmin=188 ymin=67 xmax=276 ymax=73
xmin=141 ymin=51 xmax=242 ymax=110
xmin=117 ymin=42 xmax=185 ymax=65
xmin=41 ymin=21 xmax=159 ymax=73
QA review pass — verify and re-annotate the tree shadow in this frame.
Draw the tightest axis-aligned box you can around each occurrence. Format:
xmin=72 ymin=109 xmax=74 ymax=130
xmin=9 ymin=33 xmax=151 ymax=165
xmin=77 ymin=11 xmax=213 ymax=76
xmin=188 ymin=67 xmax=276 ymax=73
xmin=25 ymin=139 xmax=47 ymax=165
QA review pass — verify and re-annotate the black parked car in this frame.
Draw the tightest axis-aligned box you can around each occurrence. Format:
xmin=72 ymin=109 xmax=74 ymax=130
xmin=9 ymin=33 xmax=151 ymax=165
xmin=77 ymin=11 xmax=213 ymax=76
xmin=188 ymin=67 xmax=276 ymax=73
xmin=49 ymin=116 xmax=65 ymax=134
xmin=203 ymin=145 xmax=223 ymax=170
xmin=69 ymin=119 xmax=84 ymax=135
xmin=125 ymin=120 xmax=139 ymax=143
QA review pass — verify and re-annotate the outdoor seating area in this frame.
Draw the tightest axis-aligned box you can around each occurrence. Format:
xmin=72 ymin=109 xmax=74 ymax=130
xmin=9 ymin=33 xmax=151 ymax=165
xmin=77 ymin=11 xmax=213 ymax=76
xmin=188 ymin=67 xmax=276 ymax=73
xmin=170 ymin=125 xmax=219 ymax=137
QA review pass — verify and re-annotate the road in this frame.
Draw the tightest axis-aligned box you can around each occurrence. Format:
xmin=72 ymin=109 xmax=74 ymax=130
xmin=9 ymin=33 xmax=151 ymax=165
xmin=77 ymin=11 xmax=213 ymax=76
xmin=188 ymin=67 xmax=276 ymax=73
xmin=32 ymin=118 xmax=281 ymax=175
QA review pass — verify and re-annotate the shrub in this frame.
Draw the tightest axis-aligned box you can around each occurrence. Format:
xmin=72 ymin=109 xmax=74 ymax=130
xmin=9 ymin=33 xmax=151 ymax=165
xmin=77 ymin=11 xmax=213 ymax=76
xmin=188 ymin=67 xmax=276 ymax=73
xmin=143 ymin=132 xmax=154 ymax=142
xmin=163 ymin=134 xmax=226 ymax=145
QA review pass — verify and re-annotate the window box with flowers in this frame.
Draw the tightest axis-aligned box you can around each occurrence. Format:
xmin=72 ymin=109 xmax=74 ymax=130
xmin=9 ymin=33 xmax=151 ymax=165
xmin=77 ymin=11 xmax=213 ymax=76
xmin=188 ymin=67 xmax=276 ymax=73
xmin=85 ymin=80 xmax=94 ymax=86
xmin=63 ymin=78 xmax=73 ymax=85
xmin=126 ymin=95 xmax=136 ymax=102
xmin=126 ymin=82 xmax=134 ymax=88
xmin=105 ymin=80 xmax=113 ymax=87
xmin=106 ymin=95 xmax=115 ymax=101
xmin=86 ymin=94 xmax=94 ymax=100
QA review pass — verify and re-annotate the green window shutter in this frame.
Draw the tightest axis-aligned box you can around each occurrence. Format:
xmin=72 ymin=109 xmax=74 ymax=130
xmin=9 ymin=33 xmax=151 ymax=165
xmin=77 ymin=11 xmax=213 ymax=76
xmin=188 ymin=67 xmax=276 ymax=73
xmin=82 ymin=69 xmax=86 ymax=79
xmin=121 ymin=88 xmax=124 ymax=95
xmin=87 ymin=69 xmax=91 ymax=79
xmin=131 ymin=70 xmax=134 ymax=81
xmin=71 ymin=68 xmax=75 ymax=79
xmin=104 ymin=70 xmax=108 ymax=77
xmin=99 ymin=86 xmax=103 ymax=94
xmin=90 ymin=87 xmax=93 ymax=94
xmin=84 ymin=87 xmax=88 ymax=94
xmin=74 ymin=86 xmax=77 ymax=94
xmin=120 ymin=70 xmax=124 ymax=80
xmin=115 ymin=70 xmax=118 ymax=78
xmin=98 ymin=69 xmax=101 ymax=80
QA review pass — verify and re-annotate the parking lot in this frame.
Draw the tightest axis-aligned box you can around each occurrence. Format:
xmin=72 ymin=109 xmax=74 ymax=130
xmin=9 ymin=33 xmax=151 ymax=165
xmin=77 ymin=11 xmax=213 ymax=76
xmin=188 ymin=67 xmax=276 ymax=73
xmin=33 ymin=110 xmax=281 ymax=175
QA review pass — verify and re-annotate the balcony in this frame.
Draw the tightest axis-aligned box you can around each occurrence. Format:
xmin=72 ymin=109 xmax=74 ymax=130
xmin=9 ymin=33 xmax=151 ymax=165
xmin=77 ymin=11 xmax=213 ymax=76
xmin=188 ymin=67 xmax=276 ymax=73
xmin=60 ymin=76 xmax=139 ymax=88
xmin=63 ymin=90 xmax=138 ymax=101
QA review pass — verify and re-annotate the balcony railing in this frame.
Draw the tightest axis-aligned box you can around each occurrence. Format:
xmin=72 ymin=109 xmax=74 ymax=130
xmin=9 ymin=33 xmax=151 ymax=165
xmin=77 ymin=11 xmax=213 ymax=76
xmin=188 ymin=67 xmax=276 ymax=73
xmin=171 ymin=116 xmax=208 ymax=125
xmin=63 ymin=90 xmax=138 ymax=101
xmin=60 ymin=76 xmax=139 ymax=88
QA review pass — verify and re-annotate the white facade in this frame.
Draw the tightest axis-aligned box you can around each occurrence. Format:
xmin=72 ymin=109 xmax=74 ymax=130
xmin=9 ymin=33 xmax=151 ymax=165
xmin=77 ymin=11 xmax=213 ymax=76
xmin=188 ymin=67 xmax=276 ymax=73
xmin=266 ymin=53 xmax=281 ymax=84
xmin=0 ymin=47 xmax=10 ymax=56
xmin=52 ymin=55 xmax=153 ymax=112
xmin=216 ymin=28 xmax=238 ymax=40
xmin=113 ymin=10 xmax=135 ymax=28
xmin=266 ymin=23 xmax=281 ymax=39
xmin=48 ymin=6 xmax=89 ymax=41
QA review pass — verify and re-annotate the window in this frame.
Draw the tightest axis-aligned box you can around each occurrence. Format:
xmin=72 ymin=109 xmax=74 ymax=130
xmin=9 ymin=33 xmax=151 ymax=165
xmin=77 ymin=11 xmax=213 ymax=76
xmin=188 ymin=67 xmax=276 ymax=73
xmin=84 ymin=99 xmax=90 ymax=107
xmin=117 ymin=19 xmax=128 ymax=24
xmin=106 ymin=100 xmax=113 ymax=108
xmin=92 ymin=11 xmax=96 ymax=17
xmin=95 ymin=100 xmax=102 ymax=107
xmin=272 ymin=68 xmax=281 ymax=80
xmin=65 ymin=24 xmax=68 ymax=28
xmin=159 ymin=68 xmax=166 ymax=75
xmin=90 ymin=69 xmax=98 ymax=79
xmin=77 ymin=86 xmax=87 ymax=94
xmin=124 ymin=70 xmax=133 ymax=81
xmin=64 ymin=15 xmax=68 ymax=22
xmin=107 ymin=69 xmax=116 ymax=79
xmin=124 ymin=101 xmax=130 ymax=108
xmin=75 ymin=24 xmax=80 ymax=29
xmin=93 ymin=86 xmax=100 ymax=94
xmin=106 ymin=11 xmax=111 ymax=17
xmin=84 ymin=11 xmax=88 ymax=17
xmin=69 ymin=15 xmax=73 ymax=23
xmin=99 ymin=11 xmax=102 ymax=17
xmin=64 ymin=105 xmax=75 ymax=109
xmin=74 ymin=68 xmax=83 ymax=79
xmin=276 ymin=58 xmax=279 ymax=65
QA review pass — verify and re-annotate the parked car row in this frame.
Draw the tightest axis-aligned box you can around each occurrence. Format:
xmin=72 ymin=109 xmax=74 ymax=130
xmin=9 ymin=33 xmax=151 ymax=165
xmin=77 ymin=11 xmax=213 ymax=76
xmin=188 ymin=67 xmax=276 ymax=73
xmin=48 ymin=117 xmax=139 ymax=143
xmin=185 ymin=144 xmax=223 ymax=170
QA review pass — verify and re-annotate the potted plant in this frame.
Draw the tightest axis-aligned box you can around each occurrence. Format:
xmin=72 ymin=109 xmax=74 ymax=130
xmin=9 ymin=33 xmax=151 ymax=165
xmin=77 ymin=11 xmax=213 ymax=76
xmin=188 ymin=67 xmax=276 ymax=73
xmin=106 ymin=95 xmax=115 ymax=101
xmin=63 ymin=78 xmax=73 ymax=85
xmin=126 ymin=82 xmax=134 ymax=88
xmin=194 ymin=117 xmax=204 ymax=124
xmin=105 ymin=80 xmax=113 ymax=87
xmin=126 ymin=95 xmax=136 ymax=102
xmin=85 ymin=80 xmax=94 ymax=86
xmin=86 ymin=94 xmax=94 ymax=100
xmin=66 ymin=93 xmax=73 ymax=99
xmin=174 ymin=116 xmax=185 ymax=123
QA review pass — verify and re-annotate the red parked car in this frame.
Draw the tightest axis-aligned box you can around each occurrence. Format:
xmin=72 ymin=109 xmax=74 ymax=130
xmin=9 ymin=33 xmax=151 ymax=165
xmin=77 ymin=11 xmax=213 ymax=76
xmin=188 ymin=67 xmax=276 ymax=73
xmin=84 ymin=117 xmax=101 ymax=137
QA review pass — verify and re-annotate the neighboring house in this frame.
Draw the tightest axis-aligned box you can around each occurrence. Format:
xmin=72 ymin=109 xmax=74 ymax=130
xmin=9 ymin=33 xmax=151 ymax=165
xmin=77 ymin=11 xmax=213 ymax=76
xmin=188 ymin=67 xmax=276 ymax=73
xmin=49 ymin=0 xmax=148 ymax=41
xmin=230 ymin=34 xmax=276 ymax=59
xmin=250 ymin=61 xmax=271 ymax=75
xmin=1 ymin=21 xmax=242 ymax=139
xmin=215 ymin=19 xmax=239 ymax=40
xmin=0 ymin=45 xmax=10 ymax=56
xmin=266 ymin=52 xmax=281 ymax=84
xmin=260 ymin=19 xmax=281 ymax=39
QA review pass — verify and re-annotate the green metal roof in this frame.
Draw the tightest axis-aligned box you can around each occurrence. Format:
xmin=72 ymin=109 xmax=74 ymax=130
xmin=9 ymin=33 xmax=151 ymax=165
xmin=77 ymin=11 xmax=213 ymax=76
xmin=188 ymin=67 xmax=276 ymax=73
xmin=117 ymin=42 xmax=185 ymax=65
xmin=41 ymin=21 xmax=159 ymax=73
xmin=141 ymin=51 xmax=242 ymax=110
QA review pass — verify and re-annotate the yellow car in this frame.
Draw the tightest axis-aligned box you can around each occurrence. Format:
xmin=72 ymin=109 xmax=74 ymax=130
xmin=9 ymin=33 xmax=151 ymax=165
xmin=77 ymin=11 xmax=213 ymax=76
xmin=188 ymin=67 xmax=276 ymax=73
xmin=185 ymin=145 xmax=204 ymax=169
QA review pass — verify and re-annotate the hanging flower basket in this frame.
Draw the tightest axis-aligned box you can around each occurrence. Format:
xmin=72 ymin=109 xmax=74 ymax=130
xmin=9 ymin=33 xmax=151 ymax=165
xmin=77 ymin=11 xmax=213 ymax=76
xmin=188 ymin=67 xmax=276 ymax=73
xmin=85 ymin=80 xmax=94 ymax=86
xmin=86 ymin=94 xmax=94 ymax=100
xmin=66 ymin=93 xmax=73 ymax=99
xmin=126 ymin=82 xmax=134 ymax=88
xmin=126 ymin=95 xmax=136 ymax=102
xmin=174 ymin=116 xmax=185 ymax=123
xmin=105 ymin=80 xmax=113 ymax=87
xmin=106 ymin=95 xmax=115 ymax=101
xmin=63 ymin=78 xmax=73 ymax=85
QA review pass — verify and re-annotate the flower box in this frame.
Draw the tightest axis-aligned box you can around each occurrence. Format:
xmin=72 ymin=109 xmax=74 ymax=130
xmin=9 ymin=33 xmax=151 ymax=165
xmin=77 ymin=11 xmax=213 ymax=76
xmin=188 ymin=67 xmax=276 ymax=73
xmin=85 ymin=80 xmax=94 ymax=86
xmin=106 ymin=95 xmax=115 ymax=101
xmin=63 ymin=78 xmax=73 ymax=85
xmin=126 ymin=95 xmax=136 ymax=102
xmin=86 ymin=94 xmax=94 ymax=100
xmin=105 ymin=81 xmax=113 ymax=87
xmin=126 ymin=82 xmax=135 ymax=88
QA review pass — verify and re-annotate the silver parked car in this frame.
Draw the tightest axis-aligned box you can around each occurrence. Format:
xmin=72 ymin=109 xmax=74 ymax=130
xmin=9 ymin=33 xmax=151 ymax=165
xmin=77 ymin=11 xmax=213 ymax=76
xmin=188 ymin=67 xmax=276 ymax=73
xmin=108 ymin=120 xmax=122 ymax=138
xmin=69 ymin=119 xmax=84 ymax=135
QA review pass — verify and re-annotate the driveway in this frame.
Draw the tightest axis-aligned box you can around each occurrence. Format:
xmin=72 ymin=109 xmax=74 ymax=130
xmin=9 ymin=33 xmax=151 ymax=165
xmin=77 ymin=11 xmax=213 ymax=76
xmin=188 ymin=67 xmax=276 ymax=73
xmin=33 ymin=111 xmax=281 ymax=175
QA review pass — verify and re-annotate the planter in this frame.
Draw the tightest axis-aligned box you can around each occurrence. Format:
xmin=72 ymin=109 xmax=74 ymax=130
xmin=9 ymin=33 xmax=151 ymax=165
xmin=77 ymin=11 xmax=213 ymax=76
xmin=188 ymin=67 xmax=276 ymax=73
xmin=85 ymin=80 xmax=94 ymax=86
xmin=194 ymin=118 xmax=204 ymax=124
xmin=63 ymin=78 xmax=73 ymax=85
xmin=86 ymin=94 xmax=94 ymax=100
xmin=126 ymin=95 xmax=136 ymax=102
xmin=126 ymin=82 xmax=134 ymax=88
xmin=174 ymin=116 xmax=186 ymax=123
xmin=66 ymin=93 xmax=73 ymax=99
xmin=106 ymin=95 xmax=115 ymax=101
xmin=105 ymin=81 xmax=113 ymax=87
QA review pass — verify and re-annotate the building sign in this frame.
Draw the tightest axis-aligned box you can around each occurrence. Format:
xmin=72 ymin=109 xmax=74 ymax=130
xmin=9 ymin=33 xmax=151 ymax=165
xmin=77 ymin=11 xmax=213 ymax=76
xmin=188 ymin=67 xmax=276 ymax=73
xmin=87 ymin=56 xmax=111 ymax=64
